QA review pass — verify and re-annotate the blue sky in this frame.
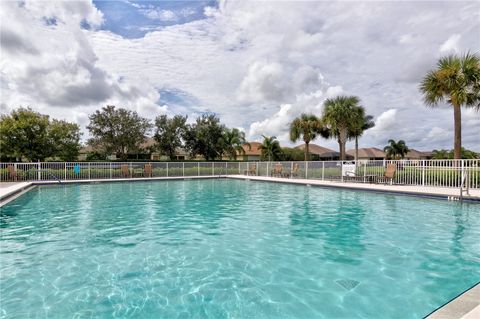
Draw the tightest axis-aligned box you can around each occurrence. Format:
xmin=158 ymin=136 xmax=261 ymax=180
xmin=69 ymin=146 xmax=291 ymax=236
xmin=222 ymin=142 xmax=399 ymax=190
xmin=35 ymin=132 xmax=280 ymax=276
xmin=1 ymin=1 xmax=479 ymax=150
xmin=93 ymin=0 xmax=216 ymax=38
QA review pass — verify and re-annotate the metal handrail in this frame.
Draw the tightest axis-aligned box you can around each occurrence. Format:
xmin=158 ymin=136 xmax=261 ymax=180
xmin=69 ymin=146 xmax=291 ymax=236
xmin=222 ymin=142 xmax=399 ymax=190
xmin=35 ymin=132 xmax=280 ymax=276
xmin=459 ymin=171 xmax=470 ymax=200
xmin=36 ymin=169 xmax=62 ymax=183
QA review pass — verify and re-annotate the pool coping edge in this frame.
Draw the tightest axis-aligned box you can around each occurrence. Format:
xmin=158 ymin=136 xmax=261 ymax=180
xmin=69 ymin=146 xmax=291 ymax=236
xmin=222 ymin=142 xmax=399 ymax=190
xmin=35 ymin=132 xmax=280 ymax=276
xmin=425 ymin=283 xmax=480 ymax=319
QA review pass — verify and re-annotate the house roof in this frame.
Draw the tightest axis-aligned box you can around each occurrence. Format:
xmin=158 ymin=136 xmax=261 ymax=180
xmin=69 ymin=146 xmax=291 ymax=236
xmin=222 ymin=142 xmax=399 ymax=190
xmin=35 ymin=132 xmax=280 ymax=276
xmin=241 ymin=142 xmax=262 ymax=156
xmin=406 ymin=149 xmax=433 ymax=159
xmin=294 ymin=143 xmax=335 ymax=155
xmin=346 ymin=147 xmax=386 ymax=158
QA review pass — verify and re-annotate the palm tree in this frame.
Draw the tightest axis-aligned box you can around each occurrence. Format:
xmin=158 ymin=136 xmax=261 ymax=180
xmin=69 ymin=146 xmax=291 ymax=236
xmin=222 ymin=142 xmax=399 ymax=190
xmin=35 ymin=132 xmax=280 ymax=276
xmin=384 ymin=139 xmax=409 ymax=159
xmin=322 ymin=96 xmax=362 ymax=160
xmin=222 ymin=128 xmax=250 ymax=160
xmin=349 ymin=111 xmax=375 ymax=163
xmin=289 ymin=114 xmax=329 ymax=161
xmin=420 ymin=53 xmax=480 ymax=159
xmin=258 ymin=135 xmax=282 ymax=161
xmin=432 ymin=149 xmax=450 ymax=159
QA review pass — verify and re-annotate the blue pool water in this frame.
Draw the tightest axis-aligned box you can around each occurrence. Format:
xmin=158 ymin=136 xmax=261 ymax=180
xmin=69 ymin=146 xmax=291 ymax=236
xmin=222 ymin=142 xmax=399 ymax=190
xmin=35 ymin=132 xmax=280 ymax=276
xmin=1 ymin=179 xmax=479 ymax=318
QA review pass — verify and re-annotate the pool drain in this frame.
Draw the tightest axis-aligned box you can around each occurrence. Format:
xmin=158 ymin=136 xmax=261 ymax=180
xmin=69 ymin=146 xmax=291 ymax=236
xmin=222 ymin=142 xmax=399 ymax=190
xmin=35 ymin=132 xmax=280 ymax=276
xmin=335 ymin=279 xmax=360 ymax=291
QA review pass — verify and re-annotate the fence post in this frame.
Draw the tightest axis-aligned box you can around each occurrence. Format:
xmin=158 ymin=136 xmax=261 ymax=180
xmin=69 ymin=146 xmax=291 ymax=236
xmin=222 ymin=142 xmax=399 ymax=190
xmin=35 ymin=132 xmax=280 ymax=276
xmin=88 ymin=163 xmax=91 ymax=180
xmin=198 ymin=162 xmax=200 ymax=176
xmin=363 ymin=161 xmax=366 ymax=183
xmin=225 ymin=162 xmax=227 ymax=176
xmin=322 ymin=162 xmax=325 ymax=181
xmin=422 ymin=160 xmax=425 ymax=186
xmin=166 ymin=162 xmax=169 ymax=177
xmin=183 ymin=162 xmax=185 ymax=177
xmin=266 ymin=162 xmax=269 ymax=177
xmin=37 ymin=161 xmax=41 ymax=181
xmin=291 ymin=162 xmax=293 ymax=179
xmin=64 ymin=162 xmax=67 ymax=180
xmin=305 ymin=161 xmax=308 ymax=179
xmin=341 ymin=162 xmax=343 ymax=182
xmin=110 ymin=163 xmax=112 ymax=179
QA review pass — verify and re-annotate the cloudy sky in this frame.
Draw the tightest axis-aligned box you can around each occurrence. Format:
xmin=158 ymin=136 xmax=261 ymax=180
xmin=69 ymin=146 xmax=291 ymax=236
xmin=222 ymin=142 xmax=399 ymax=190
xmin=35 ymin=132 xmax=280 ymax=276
xmin=1 ymin=0 xmax=479 ymax=151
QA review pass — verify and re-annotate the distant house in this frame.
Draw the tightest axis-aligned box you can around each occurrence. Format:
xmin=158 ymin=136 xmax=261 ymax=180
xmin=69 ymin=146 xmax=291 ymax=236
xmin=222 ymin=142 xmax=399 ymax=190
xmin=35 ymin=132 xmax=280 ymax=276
xmin=346 ymin=147 xmax=386 ymax=161
xmin=237 ymin=142 xmax=262 ymax=161
xmin=78 ymin=137 xmax=191 ymax=161
xmin=294 ymin=144 xmax=347 ymax=160
xmin=405 ymin=149 xmax=433 ymax=160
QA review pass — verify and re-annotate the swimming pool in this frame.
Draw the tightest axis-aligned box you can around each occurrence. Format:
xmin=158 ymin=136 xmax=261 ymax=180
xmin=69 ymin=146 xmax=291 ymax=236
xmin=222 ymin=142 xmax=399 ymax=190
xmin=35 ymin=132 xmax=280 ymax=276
xmin=1 ymin=179 xmax=479 ymax=318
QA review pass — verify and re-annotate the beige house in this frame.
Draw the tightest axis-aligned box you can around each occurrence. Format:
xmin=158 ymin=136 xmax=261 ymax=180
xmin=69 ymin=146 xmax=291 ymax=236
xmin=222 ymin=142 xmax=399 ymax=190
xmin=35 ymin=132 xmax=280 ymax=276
xmin=346 ymin=147 xmax=386 ymax=161
xmin=237 ymin=142 xmax=262 ymax=161
xmin=405 ymin=149 xmax=433 ymax=160
xmin=294 ymin=144 xmax=346 ymax=160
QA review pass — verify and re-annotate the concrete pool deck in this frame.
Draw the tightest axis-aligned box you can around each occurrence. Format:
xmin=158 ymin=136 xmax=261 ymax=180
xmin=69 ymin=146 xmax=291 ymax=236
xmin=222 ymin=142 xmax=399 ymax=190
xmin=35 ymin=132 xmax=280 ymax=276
xmin=426 ymin=283 xmax=480 ymax=319
xmin=0 ymin=176 xmax=479 ymax=318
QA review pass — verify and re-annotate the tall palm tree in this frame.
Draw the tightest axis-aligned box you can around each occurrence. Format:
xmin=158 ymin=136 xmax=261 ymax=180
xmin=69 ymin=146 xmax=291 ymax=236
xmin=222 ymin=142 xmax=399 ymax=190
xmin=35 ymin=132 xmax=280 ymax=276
xmin=289 ymin=114 xmax=329 ymax=161
xmin=349 ymin=111 xmax=375 ymax=163
xmin=258 ymin=135 xmax=282 ymax=161
xmin=384 ymin=139 xmax=409 ymax=159
xmin=322 ymin=96 xmax=362 ymax=160
xmin=420 ymin=53 xmax=480 ymax=159
xmin=222 ymin=128 xmax=250 ymax=160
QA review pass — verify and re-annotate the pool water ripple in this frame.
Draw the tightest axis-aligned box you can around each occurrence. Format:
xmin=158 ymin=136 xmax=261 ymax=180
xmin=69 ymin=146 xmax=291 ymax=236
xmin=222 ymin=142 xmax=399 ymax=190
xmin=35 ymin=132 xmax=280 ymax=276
xmin=0 ymin=179 xmax=479 ymax=318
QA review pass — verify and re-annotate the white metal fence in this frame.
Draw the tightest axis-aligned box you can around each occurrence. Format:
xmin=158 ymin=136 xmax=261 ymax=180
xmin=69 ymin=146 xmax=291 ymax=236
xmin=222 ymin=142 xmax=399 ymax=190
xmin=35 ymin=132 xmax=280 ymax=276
xmin=0 ymin=160 xmax=478 ymax=189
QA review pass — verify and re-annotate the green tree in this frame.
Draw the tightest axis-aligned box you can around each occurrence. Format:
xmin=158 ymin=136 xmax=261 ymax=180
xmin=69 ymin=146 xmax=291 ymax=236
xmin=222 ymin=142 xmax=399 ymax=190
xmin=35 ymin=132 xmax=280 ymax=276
xmin=349 ymin=111 xmax=375 ymax=162
xmin=322 ymin=96 xmax=362 ymax=160
xmin=87 ymin=105 xmax=151 ymax=160
xmin=154 ymin=115 xmax=187 ymax=160
xmin=384 ymin=139 xmax=409 ymax=159
xmin=222 ymin=128 xmax=249 ymax=160
xmin=420 ymin=53 xmax=480 ymax=159
xmin=49 ymin=120 xmax=81 ymax=161
xmin=0 ymin=108 xmax=81 ymax=161
xmin=183 ymin=114 xmax=225 ymax=160
xmin=289 ymin=114 xmax=329 ymax=161
xmin=0 ymin=108 xmax=53 ymax=161
xmin=258 ymin=135 xmax=282 ymax=161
